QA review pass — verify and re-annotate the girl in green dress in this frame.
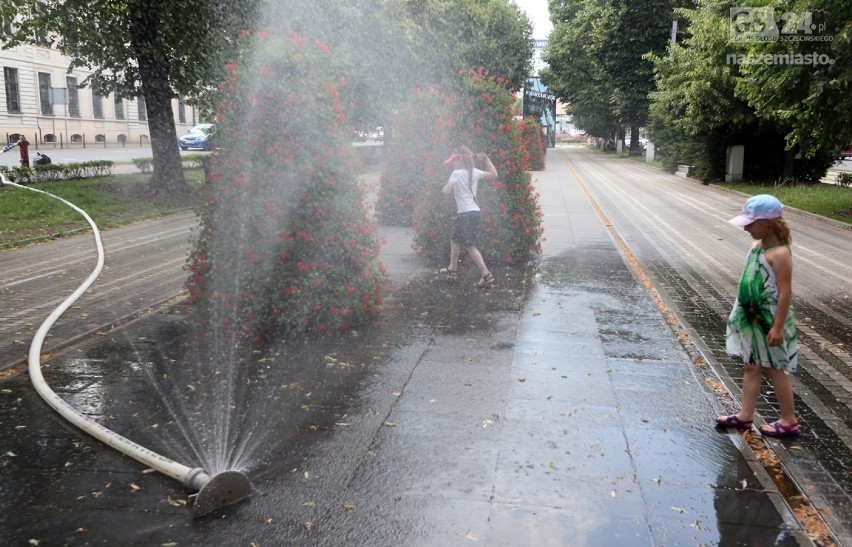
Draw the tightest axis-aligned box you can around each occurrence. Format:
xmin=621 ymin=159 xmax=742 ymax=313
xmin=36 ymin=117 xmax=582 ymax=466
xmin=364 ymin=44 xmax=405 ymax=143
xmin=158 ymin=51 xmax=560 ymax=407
xmin=716 ymin=195 xmax=800 ymax=437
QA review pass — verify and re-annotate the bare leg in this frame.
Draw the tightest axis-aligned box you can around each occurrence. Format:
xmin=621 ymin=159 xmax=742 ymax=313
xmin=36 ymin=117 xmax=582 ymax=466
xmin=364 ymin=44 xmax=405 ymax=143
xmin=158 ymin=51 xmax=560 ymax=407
xmin=448 ymin=240 xmax=460 ymax=271
xmin=718 ymin=363 xmax=762 ymax=423
xmin=764 ymin=368 xmax=798 ymax=426
xmin=738 ymin=364 xmax=763 ymax=421
xmin=466 ymin=245 xmax=489 ymax=276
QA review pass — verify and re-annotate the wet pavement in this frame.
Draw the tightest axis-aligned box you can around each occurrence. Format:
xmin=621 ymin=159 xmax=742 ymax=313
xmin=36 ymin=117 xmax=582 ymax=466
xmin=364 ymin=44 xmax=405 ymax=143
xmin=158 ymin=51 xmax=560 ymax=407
xmin=0 ymin=147 xmax=842 ymax=545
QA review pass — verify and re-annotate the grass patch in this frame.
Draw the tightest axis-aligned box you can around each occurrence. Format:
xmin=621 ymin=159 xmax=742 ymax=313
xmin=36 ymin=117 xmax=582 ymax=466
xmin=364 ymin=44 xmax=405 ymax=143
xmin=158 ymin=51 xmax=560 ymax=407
xmin=0 ymin=171 xmax=204 ymax=247
xmin=716 ymin=182 xmax=852 ymax=225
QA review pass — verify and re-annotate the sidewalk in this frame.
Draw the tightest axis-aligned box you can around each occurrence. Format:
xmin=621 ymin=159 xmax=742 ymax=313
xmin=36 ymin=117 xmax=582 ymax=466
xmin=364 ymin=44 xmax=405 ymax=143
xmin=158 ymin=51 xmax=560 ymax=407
xmin=0 ymin=158 xmax=820 ymax=545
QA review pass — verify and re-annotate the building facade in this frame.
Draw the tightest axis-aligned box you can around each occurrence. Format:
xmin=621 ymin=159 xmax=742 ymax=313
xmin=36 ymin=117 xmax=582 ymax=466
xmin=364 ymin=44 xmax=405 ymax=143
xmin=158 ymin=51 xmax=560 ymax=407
xmin=1 ymin=42 xmax=202 ymax=147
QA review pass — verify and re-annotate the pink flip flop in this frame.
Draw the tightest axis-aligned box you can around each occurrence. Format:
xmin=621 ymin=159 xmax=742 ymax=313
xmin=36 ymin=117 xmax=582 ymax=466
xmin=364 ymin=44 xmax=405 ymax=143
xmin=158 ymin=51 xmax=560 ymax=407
xmin=759 ymin=421 xmax=801 ymax=437
xmin=715 ymin=414 xmax=753 ymax=430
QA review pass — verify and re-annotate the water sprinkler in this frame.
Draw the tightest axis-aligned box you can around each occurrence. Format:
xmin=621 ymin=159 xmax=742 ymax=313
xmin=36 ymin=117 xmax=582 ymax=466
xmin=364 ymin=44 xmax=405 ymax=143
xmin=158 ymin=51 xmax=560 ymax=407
xmin=0 ymin=173 xmax=250 ymax=517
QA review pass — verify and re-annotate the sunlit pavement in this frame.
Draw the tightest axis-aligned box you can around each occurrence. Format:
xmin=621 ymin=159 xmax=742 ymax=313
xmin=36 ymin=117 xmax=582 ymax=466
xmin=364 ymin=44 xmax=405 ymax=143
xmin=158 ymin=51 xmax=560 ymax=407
xmin=0 ymin=147 xmax=841 ymax=545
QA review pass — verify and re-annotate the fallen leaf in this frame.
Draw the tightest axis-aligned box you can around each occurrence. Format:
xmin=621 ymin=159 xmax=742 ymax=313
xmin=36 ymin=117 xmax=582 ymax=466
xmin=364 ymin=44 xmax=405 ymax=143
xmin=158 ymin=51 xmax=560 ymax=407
xmin=130 ymin=483 xmax=141 ymax=491
xmin=342 ymin=503 xmax=356 ymax=512
xmin=384 ymin=421 xmax=397 ymax=427
xmin=671 ymin=506 xmax=687 ymax=513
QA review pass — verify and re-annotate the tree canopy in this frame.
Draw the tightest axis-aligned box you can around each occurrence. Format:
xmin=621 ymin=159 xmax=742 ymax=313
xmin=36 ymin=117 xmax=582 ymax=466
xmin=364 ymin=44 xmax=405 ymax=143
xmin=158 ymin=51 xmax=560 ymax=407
xmin=2 ymin=0 xmax=258 ymax=192
xmin=543 ymin=0 xmax=850 ymax=179
xmin=731 ymin=0 xmax=852 ymax=158
xmin=541 ymin=0 xmax=678 ymax=151
xmin=390 ymin=0 xmax=535 ymax=92
xmin=647 ymin=0 xmax=847 ymax=180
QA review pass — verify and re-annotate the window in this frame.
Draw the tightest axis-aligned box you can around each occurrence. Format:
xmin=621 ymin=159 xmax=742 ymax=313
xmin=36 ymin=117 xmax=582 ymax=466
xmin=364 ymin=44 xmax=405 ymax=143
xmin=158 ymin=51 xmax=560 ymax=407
xmin=114 ymin=92 xmax=124 ymax=120
xmin=38 ymin=72 xmax=52 ymax=115
xmin=137 ymin=95 xmax=147 ymax=121
xmin=3 ymin=67 xmax=20 ymax=113
xmin=66 ymin=76 xmax=80 ymax=117
xmin=178 ymin=95 xmax=186 ymax=123
xmin=92 ymin=92 xmax=103 ymax=118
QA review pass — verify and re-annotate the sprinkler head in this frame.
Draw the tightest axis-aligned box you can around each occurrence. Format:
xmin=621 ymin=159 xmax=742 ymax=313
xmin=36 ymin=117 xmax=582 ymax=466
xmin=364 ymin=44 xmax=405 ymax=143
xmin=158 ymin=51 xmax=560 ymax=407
xmin=186 ymin=468 xmax=251 ymax=518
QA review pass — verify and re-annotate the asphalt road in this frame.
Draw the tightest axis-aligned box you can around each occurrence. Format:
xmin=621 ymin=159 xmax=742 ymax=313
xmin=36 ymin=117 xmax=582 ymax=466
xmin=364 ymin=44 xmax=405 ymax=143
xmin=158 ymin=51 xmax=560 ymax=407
xmin=0 ymin=211 xmax=196 ymax=371
xmin=0 ymin=144 xmax=205 ymax=168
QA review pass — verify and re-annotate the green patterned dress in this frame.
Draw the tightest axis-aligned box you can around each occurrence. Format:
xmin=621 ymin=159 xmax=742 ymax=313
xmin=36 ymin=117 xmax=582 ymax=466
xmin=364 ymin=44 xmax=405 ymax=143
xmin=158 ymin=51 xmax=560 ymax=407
xmin=726 ymin=244 xmax=798 ymax=371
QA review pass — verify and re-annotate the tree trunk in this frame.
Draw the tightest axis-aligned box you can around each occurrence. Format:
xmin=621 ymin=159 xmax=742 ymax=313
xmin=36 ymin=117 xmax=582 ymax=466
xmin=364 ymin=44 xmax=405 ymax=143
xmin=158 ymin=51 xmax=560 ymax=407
xmin=629 ymin=125 xmax=640 ymax=155
xmin=129 ymin=3 xmax=187 ymax=194
xmin=782 ymin=148 xmax=795 ymax=180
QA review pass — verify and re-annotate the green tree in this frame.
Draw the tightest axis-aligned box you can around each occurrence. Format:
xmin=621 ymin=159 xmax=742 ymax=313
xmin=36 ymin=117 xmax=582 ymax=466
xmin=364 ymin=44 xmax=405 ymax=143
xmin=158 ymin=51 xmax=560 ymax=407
xmin=647 ymin=0 xmax=841 ymax=180
xmin=542 ymin=0 xmax=678 ymax=152
xmin=185 ymin=30 xmax=387 ymax=342
xmin=1 ymin=0 xmax=257 ymax=193
xmin=647 ymin=2 xmax=757 ymax=177
xmin=541 ymin=0 xmax=619 ymax=141
xmin=247 ymin=0 xmax=409 ymax=135
xmin=410 ymin=70 xmax=543 ymax=265
xmin=392 ymin=0 xmax=535 ymax=91
xmin=732 ymin=0 xmax=852 ymax=158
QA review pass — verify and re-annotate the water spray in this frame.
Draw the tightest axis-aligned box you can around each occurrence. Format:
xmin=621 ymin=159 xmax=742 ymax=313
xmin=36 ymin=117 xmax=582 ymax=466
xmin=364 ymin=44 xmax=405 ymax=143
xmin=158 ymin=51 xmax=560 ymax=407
xmin=0 ymin=173 xmax=250 ymax=517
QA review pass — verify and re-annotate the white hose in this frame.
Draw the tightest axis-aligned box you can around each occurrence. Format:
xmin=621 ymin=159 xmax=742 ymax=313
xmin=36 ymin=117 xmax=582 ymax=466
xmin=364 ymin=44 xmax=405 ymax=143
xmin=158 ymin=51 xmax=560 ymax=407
xmin=0 ymin=173 xmax=200 ymax=486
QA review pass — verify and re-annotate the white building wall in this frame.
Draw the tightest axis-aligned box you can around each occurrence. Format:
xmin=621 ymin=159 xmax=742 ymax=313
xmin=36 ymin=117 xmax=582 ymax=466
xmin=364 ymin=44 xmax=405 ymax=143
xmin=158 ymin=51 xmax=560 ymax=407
xmin=1 ymin=43 xmax=200 ymax=146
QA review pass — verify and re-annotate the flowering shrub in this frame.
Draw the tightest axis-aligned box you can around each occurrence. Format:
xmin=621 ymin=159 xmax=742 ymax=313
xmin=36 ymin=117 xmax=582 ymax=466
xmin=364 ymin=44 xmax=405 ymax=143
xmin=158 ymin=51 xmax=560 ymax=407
xmin=521 ymin=117 xmax=546 ymax=171
xmin=185 ymin=32 xmax=388 ymax=343
xmin=375 ymin=88 xmax=446 ymax=226
xmin=411 ymin=69 xmax=543 ymax=265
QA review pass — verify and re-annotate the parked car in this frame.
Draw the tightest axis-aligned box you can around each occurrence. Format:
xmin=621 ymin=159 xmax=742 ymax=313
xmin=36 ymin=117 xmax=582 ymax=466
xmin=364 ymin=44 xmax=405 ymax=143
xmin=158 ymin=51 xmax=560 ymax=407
xmin=179 ymin=123 xmax=216 ymax=151
xmin=840 ymin=147 xmax=852 ymax=160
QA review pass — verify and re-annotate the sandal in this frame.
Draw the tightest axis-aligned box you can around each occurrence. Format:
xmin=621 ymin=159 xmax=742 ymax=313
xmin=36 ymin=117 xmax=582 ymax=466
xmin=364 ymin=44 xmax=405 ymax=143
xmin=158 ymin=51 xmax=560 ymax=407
xmin=715 ymin=414 xmax=753 ymax=431
xmin=759 ymin=421 xmax=801 ymax=438
xmin=475 ymin=272 xmax=494 ymax=289
xmin=437 ymin=267 xmax=457 ymax=279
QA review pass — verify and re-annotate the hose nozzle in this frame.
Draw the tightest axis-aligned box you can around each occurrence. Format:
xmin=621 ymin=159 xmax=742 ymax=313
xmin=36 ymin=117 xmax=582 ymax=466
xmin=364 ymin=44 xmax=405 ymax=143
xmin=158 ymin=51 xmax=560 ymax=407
xmin=186 ymin=468 xmax=251 ymax=518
